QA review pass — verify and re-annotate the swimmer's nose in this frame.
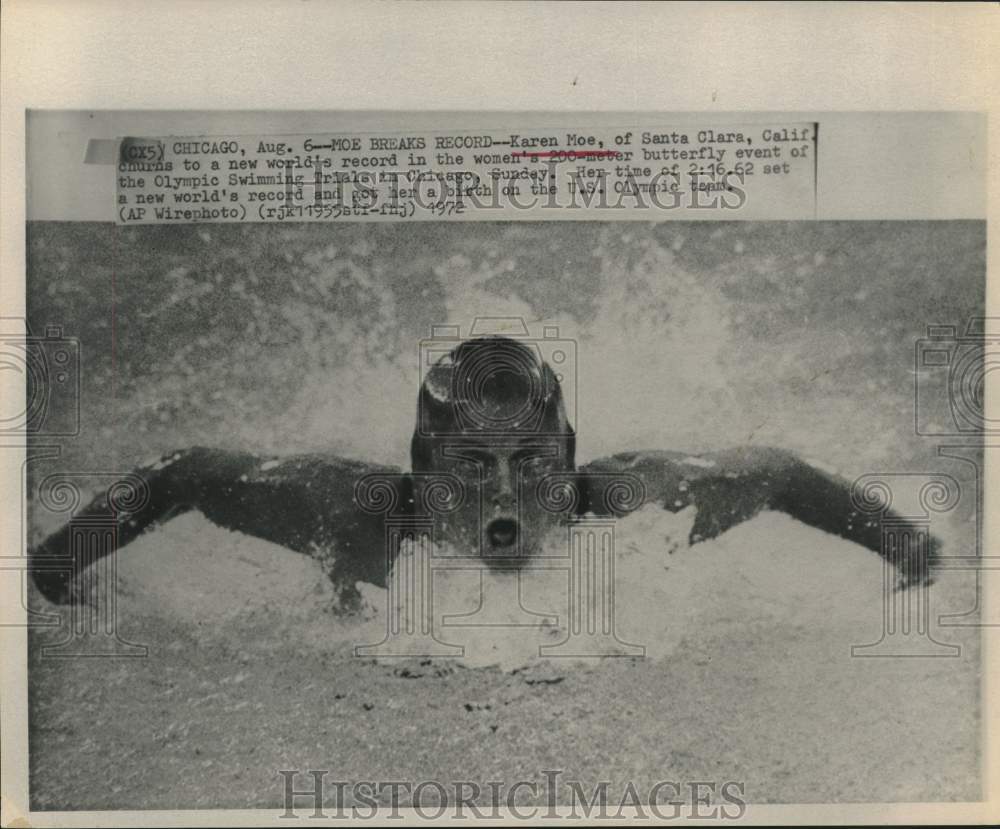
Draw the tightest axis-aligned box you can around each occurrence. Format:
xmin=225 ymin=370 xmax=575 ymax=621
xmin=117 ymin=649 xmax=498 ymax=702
xmin=486 ymin=518 xmax=519 ymax=549
xmin=492 ymin=457 xmax=515 ymax=505
xmin=491 ymin=492 xmax=515 ymax=512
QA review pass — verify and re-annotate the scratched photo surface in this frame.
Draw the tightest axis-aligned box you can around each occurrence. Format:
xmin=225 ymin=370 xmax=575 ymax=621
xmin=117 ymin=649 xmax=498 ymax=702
xmin=25 ymin=220 xmax=984 ymax=809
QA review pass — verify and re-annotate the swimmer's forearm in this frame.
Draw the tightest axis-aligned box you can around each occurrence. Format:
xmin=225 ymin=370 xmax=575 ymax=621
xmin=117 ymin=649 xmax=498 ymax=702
xmin=29 ymin=448 xmax=399 ymax=604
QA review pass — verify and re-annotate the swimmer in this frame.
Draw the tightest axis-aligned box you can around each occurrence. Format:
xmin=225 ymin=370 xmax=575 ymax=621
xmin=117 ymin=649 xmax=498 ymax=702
xmin=29 ymin=336 xmax=932 ymax=608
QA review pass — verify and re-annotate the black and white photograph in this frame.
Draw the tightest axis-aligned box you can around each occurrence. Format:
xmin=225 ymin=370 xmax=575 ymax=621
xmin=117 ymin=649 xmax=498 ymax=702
xmin=2 ymin=3 xmax=998 ymax=827
xmin=19 ymin=214 xmax=986 ymax=810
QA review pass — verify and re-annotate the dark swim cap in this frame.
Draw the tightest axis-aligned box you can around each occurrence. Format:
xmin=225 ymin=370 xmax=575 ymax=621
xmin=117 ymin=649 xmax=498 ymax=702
xmin=411 ymin=336 xmax=575 ymax=470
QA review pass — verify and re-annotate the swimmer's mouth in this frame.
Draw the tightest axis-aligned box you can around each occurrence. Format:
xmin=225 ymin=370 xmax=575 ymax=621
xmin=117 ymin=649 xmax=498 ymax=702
xmin=486 ymin=518 xmax=519 ymax=551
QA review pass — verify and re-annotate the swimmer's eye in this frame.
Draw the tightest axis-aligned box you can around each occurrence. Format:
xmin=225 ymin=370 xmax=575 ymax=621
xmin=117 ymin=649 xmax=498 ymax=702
xmin=469 ymin=449 xmax=495 ymax=464
xmin=447 ymin=447 xmax=558 ymax=469
xmin=446 ymin=448 xmax=497 ymax=468
xmin=515 ymin=453 xmax=556 ymax=469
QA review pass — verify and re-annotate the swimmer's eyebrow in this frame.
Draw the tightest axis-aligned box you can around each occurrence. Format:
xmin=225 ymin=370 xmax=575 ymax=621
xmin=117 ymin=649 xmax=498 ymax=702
xmin=510 ymin=442 xmax=563 ymax=459
xmin=458 ymin=439 xmax=562 ymax=453
xmin=496 ymin=438 xmax=563 ymax=449
xmin=514 ymin=434 xmax=567 ymax=446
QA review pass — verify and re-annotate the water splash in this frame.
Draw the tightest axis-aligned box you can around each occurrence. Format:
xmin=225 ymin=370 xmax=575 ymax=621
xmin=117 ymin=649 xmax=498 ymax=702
xmin=56 ymin=503 xmax=924 ymax=676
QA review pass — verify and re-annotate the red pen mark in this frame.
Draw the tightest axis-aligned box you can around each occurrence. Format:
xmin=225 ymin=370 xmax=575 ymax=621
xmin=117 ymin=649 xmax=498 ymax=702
xmin=512 ymin=150 xmax=618 ymax=161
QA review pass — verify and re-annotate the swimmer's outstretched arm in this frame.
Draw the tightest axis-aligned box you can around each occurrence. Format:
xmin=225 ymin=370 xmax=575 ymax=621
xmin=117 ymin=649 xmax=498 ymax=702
xmin=30 ymin=447 xmax=400 ymax=605
xmin=579 ymin=446 xmax=935 ymax=586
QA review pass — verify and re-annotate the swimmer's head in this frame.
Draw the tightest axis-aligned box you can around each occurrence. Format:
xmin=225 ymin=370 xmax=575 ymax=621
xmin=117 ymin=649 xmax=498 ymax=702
xmin=411 ymin=336 xmax=575 ymax=563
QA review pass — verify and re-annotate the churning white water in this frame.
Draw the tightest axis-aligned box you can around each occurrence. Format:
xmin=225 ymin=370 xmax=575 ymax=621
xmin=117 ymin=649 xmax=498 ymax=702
xmin=56 ymin=498 xmax=946 ymax=675
xmin=233 ymin=227 xmax=753 ymax=470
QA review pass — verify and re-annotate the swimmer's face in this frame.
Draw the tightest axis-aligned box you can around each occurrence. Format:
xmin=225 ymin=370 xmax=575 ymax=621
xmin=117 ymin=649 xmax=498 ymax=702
xmin=418 ymin=436 xmax=572 ymax=562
